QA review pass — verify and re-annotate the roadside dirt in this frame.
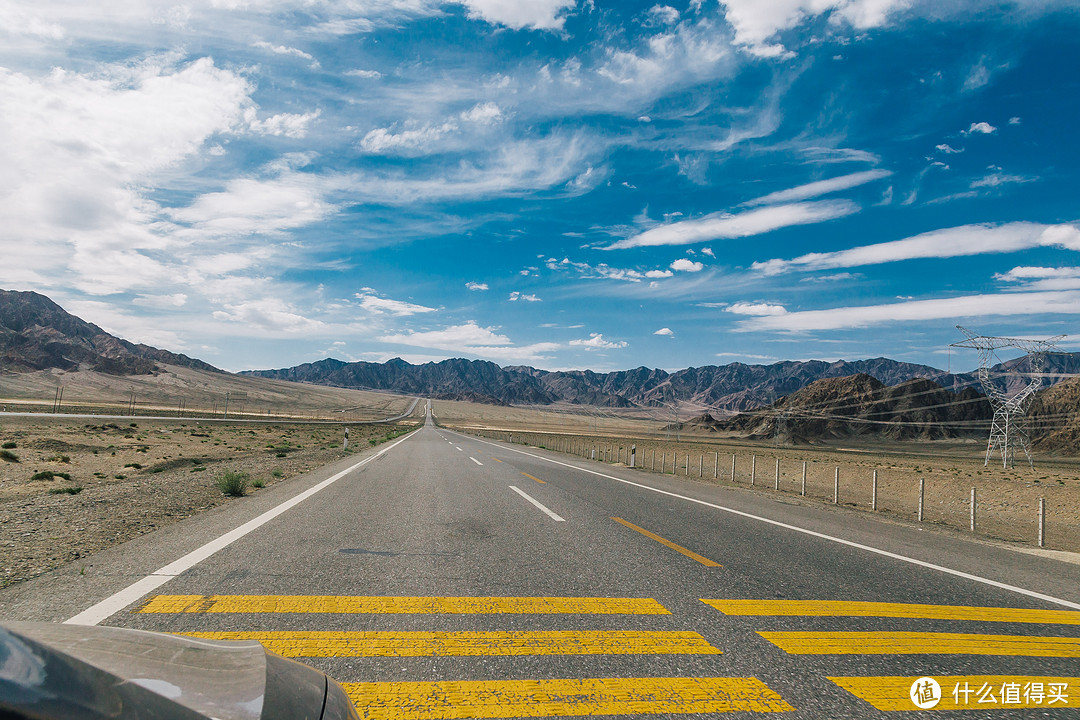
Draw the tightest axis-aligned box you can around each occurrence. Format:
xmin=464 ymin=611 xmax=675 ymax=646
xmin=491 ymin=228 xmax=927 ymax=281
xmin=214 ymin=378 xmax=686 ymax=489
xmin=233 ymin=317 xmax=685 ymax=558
xmin=0 ymin=416 xmax=416 ymax=588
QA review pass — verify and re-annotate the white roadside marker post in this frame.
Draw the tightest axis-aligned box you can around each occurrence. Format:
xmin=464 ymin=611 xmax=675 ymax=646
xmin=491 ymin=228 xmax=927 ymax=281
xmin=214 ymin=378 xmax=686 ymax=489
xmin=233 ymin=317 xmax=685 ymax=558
xmin=872 ymin=469 xmax=878 ymax=511
xmin=971 ymin=487 xmax=977 ymax=532
xmin=918 ymin=477 xmax=925 ymax=522
xmin=801 ymin=461 xmax=807 ymax=496
xmin=751 ymin=455 xmax=756 ymax=486
xmin=775 ymin=458 xmax=780 ymax=491
xmin=833 ymin=467 xmax=839 ymax=504
xmin=1038 ymin=498 xmax=1046 ymax=547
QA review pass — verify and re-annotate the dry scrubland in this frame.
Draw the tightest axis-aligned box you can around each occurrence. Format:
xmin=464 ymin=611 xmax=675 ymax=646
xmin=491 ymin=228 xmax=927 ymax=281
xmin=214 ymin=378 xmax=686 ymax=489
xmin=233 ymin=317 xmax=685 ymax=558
xmin=436 ymin=401 xmax=1080 ymax=553
xmin=0 ymin=416 xmax=418 ymax=588
xmin=0 ymin=365 xmax=415 ymax=421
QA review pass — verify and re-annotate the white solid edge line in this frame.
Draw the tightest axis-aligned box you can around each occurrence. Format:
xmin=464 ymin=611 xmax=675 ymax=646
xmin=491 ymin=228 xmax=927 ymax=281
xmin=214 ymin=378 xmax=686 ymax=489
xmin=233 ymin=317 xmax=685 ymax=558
xmin=460 ymin=432 xmax=1080 ymax=611
xmin=469 ymin=456 xmax=483 ymax=466
xmin=456 ymin=446 xmax=463 ymax=451
xmin=64 ymin=430 xmax=419 ymax=626
xmin=509 ymin=485 xmax=565 ymax=522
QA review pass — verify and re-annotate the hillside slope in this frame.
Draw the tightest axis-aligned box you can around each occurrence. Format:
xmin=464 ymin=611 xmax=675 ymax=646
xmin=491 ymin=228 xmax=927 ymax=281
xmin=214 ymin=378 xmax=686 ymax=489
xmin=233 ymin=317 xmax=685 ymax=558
xmin=0 ymin=290 xmax=219 ymax=375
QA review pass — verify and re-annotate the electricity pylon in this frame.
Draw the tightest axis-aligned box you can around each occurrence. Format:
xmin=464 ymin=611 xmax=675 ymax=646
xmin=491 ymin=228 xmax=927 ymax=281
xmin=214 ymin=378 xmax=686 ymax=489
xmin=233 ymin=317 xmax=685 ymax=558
xmin=951 ymin=326 xmax=1065 ymax=469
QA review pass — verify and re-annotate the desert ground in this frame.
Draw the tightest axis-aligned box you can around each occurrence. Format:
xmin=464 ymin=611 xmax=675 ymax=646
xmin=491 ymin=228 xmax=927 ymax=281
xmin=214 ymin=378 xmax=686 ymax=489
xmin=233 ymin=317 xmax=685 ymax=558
xmin=0 ymin=414 xmax=419 ymax=588
xmin=0 ymin=364 xmax=415 ymax=421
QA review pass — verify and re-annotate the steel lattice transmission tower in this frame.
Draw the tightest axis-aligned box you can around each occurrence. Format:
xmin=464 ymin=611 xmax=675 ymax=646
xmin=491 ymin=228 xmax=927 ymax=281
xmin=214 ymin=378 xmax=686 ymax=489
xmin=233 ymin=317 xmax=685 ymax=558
xmin=951 ymin=326 xmax=1065 ymax=469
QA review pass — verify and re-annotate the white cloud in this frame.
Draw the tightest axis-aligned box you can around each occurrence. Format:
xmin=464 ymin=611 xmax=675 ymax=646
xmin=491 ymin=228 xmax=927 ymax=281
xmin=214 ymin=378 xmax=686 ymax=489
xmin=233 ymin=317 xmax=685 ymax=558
xmin=466 ymin=281 xmax=489 ymax=291
xmin=725 ymin=301 xmax=788 ymax=316
xmin=606 ymin=200 xmax=858 ymax=249
xmin=377 ymin=320 xmax=560 ymax=362
xmin=995 ymin=266 xmax=1080 ymax=291
xmin=743 ymin=169 xmax=891 ymax=207
xmin=645 ymin=269 xmax=674 ymax=278
xmin=935 ymin=143 xmax=963 ymax=154
xmin=654 ymin=327 xmax=674 ymax=336
xmin=670 ymin=258 xmax=704 ymax=272
xmin=379 ymin=320 xmax=511 ymax=347
xmin=570 ymin=332 xmax=628 ymax=350
xmin=753 ymin=222 xmax=1080 ymax=276
xmin=0 ymin=56 xmax=257 ymax=295
xmin=742 ymin=291 xmax=1080 ymax=332
xmin=360 ymin=121 xmax=459 ymax=154
xmin=701 ymin=247 xmax=715 ymax=257
xmin=456 ymin=0 xmax=577 ymax=30
xmin=460 ymin=101 xmax=504 ymax=124
xmin=508 ymin=291 xmax=542 ymax=302
xmin=970 ymin=173 xmax=1034 ymax=189
xmin=133 ymin=293 xmax=188 ymax=309
xmin=251 ymin=40 xmax=317 ymax=65
xmin=719 ymin=0 xmax=911 ymax=57
xmin=246 ymin=109 xmax=321 ymax=138
xmin=355 ymin=290 xmax=436 ymax=316
xmin=212 ymin=297 xmax=325 ymax=333
xmin=345 ymin=69 xmax=383 ymax=78
xmin=645 ymin=5 xmax=680 ymax=26
xmin=1009 ymin=116 xmax=1022 ymax=125
xmin=963 ymin=121 xmax=997 ymax=135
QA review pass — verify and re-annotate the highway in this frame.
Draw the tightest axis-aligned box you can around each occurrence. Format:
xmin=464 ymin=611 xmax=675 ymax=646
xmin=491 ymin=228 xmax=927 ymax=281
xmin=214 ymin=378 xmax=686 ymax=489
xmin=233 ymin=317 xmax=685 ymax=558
xmin=4 ymin=403 xmax=1080 ymax=717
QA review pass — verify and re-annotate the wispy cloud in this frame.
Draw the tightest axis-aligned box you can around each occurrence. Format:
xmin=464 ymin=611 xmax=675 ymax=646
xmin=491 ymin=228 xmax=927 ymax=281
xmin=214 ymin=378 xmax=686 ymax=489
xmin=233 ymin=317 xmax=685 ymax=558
xmin=466 ymin=281 xmax=489 ymax=291
xmin=508 ymin=291 xmax=542 ymax=302
xmin=354 ymin=289 xmax=436 ymax=316
xmin=725 ymin=301 xmax=788 ymax=316
xmin=753 ymin=222 xmax=1080 ymax=276
xmin=995 ymin=266 xmax=1080 ymax=291
xmin=606 ymin=200 xmax=858 ymax=250
xmin=741 ymin=291 xmax=1080 ymax=332
xmin=742 ymin=169 xmax=891 ymax=207
xmin=377 ymin=320 xmax=560 ymax=362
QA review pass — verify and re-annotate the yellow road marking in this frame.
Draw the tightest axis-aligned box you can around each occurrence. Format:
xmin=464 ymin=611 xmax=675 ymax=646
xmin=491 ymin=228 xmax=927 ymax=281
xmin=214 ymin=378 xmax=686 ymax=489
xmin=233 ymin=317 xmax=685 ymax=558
xmin=521 ymin=472 xmax=545 ymax=484
xmin=342 ymin=677 xmax=794 ymax=718
xmin=181 ymin=630 xmax=721 ymax=657
xmin=760 ymin=631 xmax=1080 ymax=657
xmin=703 ymin=599 xmax=1080 ymax=625
xmin=829 ymin=675 xmax=1078 ymax=711
xmin=611 ymin=517 xmax=721 ymax=567
xmin=492 ymin=458 xmax=503 ymax=463
xmin=136 ymin=595 xmax=671 ymax=615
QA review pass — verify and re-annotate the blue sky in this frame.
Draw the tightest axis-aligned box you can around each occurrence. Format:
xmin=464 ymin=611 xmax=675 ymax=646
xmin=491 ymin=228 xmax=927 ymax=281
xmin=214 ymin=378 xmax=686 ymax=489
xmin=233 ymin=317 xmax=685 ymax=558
xmin=3 ymin=1 xmax=1079 ymax=372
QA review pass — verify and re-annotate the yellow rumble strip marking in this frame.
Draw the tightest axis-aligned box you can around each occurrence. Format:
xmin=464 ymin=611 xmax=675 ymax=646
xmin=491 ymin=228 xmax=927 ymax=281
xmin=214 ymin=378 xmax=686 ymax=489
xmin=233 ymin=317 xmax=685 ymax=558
xmin=829 ymin=675 xmax=1077 ymax=711
xmin=182 ymin=630 xmax=722 ymax=657
xmin=135 ymin=595 xmax=671 ymax=615
xmin=612 ymin=517 xmax=721 ymax=568
xmin=342 ymin=677 xmax=794 ymax=718
xmin=759 ymin=631 xmax=1080 ymax=657
xmin=703 ymin=599 xmax=1080 ymax=625
xmin=521 ymin=472 xmax=545 ymax=484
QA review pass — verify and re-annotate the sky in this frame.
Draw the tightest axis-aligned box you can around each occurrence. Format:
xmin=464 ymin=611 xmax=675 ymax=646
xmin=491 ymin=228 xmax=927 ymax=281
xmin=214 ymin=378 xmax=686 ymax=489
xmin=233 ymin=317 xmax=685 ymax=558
xmin=2 ymin=0 xmax=1080 ymax=373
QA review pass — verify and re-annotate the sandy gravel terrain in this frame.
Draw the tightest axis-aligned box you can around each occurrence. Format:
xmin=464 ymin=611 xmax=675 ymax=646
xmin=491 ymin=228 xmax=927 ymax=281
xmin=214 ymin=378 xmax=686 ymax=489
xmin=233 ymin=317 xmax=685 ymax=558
xmin=0 ymin=416 xmax=416 ymax=587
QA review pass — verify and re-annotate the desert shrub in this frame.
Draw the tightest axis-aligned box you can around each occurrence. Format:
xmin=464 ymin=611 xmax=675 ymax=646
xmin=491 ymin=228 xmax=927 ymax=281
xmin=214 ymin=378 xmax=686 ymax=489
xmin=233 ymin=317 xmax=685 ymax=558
xmin=0 ymin=450 xmax=18 ymax=463
xmin=49 ymin=487 xmax=82 ymax=495
xmin=32 ymin=470 xmax=72 ymax=481
xmin=124 ymin=462 xmax=143 ymax=469
xmin=275 ymin=452 xmax=287 ymax=458
xmin=271 ymin=468 xmax=284 ymax=478
xmin=1 ymin=441 xmax=15 ymax=449
xmin=251 ymin=478 xmax=266 ymax=488
xmin=217 ymin=471 xmax=248 ymax=497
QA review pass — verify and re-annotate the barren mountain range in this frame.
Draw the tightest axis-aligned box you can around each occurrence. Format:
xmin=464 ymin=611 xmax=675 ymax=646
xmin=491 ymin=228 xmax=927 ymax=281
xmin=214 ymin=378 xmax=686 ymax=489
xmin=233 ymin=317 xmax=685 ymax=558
xmin=3 ymin=290 xmax=1078 ymax=430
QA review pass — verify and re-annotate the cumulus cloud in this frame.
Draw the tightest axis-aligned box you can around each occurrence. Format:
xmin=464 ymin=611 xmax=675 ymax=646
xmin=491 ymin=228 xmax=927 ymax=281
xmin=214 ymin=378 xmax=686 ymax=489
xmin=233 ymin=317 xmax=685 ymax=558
xmin=742 ymin=169 xmax=891 ymax=207
xmin=963 ymin=121 xmax=997 ymax=135
xmin=456 ymin=0 xmax=577 ymax=30
xmin=246 ymin=109 xmax=321 ymax=138
xmin=752 ymin=222 xmax=1080 ymax=276
xmin=936 ymin=143 xmax=963 ymax=154
xmin=719 ymin=0 xmax=910 ymax=57
xmin=670 ymin=258 xmax=704 ymax=272
xmin=466 ymin=281 xmax=489 ymax=291
xmin=654 ymin=327 xmax=674 ymax=336
xmin=508 ymin=291 xmax=542 ymax=302
xmin=354 ymin=289 xmax=436 ymax=316
xmin=741 ymin=291 xmax=1080 ymax=332
xmin=570 ymin=332 xmax=628 ymax=350
xmin=377 ymin=320 xmax=560 ymax=362
xmin=606 ymin=200 xmax=858 ymax=249
xmin=724 ymin=301 xmax=788 ymax=316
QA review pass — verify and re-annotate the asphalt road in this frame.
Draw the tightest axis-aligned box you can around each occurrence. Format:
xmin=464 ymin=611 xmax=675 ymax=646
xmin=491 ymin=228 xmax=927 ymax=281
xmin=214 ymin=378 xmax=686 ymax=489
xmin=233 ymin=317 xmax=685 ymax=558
xmin=4 ymin=404 xmax=1080 ymax=718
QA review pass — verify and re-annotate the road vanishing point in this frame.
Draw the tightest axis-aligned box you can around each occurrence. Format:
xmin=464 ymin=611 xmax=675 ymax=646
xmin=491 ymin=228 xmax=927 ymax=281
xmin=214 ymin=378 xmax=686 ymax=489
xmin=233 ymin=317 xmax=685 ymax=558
xmin=3 ymin=402 xmax=1080 ymax=718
